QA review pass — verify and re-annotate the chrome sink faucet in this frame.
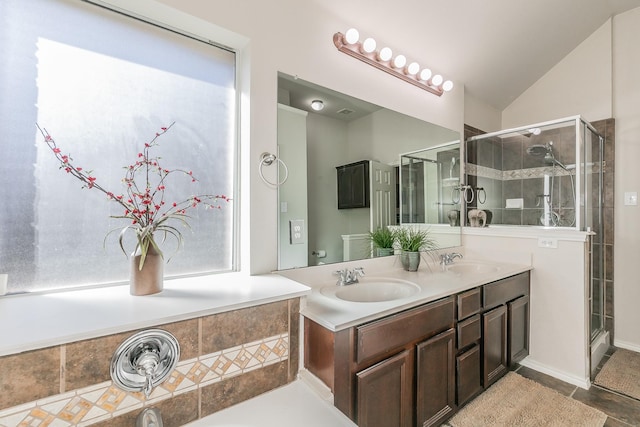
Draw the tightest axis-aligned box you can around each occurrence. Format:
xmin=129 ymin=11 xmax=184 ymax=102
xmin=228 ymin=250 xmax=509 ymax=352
xmin=440 ymin=252 xmax=463 ymax=266
xmin=334 ymin=267 xmax=365 ymax=286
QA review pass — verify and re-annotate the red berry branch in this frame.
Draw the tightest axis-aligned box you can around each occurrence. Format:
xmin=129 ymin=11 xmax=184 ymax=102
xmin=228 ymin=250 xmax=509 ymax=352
xmin=37 ymin=122 xmax=230 ymax=269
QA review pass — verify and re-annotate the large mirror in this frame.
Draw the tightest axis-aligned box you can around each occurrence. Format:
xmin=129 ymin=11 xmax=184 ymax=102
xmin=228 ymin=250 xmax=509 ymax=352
xmin=277 ymin=72 xmax=461 ymax=269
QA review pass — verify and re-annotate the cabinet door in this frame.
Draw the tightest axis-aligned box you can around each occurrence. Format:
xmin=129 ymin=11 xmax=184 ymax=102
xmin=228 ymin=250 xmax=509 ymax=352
xmin=337 ymin=161 xmax=370 ymax=209
xmin=456 ymin=344 xmax=482 ymax=406
xmin=483 ymin=305 xmax=508 ymax=387
xmin=357 ymin=349 xmax=413 ymax=427
xmin=508 ymin=295 xmax=530 ymax=366
xmin=416 ymin=329 xmax=456 ymax=427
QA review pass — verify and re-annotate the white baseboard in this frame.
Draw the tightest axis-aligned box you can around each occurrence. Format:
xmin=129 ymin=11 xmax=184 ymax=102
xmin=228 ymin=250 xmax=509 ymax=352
xmin=591 ymin=331 xmax=610 ymax=376
xmin=613 ymin=339 xmax=640 ymax=353
xmin=297 ymin=369 xmax=334 ymax=403
xmin=519 ymin=356 xmax=590 ymax=389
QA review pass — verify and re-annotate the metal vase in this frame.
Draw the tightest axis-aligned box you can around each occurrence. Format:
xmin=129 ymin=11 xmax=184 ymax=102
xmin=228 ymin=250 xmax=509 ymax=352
xmin=400 ymin=251 xmax=421 ymax=272
xmin=130 ymin=243 xmax=163 ymax=296
xmin=376 ymin=247 xmax=394 ymax=257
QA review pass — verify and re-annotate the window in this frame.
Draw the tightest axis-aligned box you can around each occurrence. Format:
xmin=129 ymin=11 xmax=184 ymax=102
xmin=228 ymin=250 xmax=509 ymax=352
xmin=0 ymin=0 xmax=237 ymax=293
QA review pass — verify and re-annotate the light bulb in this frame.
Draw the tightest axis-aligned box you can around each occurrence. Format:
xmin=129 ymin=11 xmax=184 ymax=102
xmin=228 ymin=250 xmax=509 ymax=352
xmin=419 ymin=68 xmax=432 ymax=81
xmin=361 ymin=37 xmax=376 ymax=53
xmin=406 ymin=62 xmax=420 ymax=75
xmin=431 ymin=74 xmax=443 ymax=86
xmin=393 ymin=54 xmax=407 ymax=69
xmin=344 ymin=28 xmax=359 ymax=45
xmin=310 ymin=100 xmax=324 ymax=111
xmin=378 ymin=47 xmax=392 ymax=62
xmin=442 ymin=80 xmax=454 ymax=92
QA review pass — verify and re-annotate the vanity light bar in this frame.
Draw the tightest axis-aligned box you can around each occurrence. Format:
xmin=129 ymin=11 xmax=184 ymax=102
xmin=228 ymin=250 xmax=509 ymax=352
xmin=333 ymin=28 xmax=454 ymax=96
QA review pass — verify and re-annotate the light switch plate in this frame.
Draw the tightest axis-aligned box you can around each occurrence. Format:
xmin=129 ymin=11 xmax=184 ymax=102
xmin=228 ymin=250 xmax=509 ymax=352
xmin=624 ymin=191 xmax=638 ymax=206
xmin=289 ymin=220 xmax=305 ymax=244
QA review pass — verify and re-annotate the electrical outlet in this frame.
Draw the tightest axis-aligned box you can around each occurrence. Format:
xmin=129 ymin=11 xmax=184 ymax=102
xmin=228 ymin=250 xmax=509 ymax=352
xmin=289 ymin=220 xmax=305 ymax=245
xmin=538 ymin=238 xmax=558 ymax=248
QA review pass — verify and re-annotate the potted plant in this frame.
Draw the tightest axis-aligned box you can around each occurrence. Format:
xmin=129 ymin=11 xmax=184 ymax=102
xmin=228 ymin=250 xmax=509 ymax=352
xmin=395 ymin=227 xmax=438 ymax=271
xmin=368 ymin=227 xmax=396 ymax=257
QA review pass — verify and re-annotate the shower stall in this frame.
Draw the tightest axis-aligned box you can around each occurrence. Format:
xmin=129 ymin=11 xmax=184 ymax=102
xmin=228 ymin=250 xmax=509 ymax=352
xmin=464 ymin=116 xmax=606 ymax=368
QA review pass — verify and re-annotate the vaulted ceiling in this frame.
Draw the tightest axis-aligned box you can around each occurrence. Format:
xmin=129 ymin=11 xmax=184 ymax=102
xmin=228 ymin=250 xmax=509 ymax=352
xmin=311 ymin=0 xmax=640 ymax=109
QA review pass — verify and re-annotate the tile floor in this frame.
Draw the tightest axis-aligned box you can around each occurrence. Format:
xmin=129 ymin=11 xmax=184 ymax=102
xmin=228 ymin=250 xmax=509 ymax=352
xmin=447 ymin=347 xmax=640 ymax=426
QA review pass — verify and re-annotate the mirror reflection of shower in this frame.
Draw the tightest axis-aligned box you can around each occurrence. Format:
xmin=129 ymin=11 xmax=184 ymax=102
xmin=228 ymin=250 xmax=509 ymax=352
xmin=525 ymin=141 xmax=576 ymax=226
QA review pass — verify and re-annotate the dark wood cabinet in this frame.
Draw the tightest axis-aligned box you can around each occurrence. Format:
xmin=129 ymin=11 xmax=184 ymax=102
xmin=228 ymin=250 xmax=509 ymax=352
xmin=508 ymin=295 xmax=530 ymax=366
xmin=416 ymin=329 xmax=456 ymax=427
xmin=305 ymin=297 xmax=455 ymax=426
xmin=303 ymin=271 xmax=530 ymax=427
xmin=356 ymin=350 xmax=413 ymax=427
xmin=482 ymin=305 xmax=508 ymax=387
xmin=336 ymin=160 xmax=369 ymax=209
xmin=456 ymin=344 xmax=482 ymax=406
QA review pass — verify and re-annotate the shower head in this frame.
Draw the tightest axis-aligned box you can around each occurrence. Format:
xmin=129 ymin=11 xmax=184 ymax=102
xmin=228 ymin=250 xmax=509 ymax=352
xmin=526 ymin=142 xmax=569 ymax=170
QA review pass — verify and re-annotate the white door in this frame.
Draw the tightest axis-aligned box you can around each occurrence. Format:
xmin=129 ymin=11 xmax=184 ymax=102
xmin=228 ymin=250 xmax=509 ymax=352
xmin=370 ymin=161 xmax=396 ymax=231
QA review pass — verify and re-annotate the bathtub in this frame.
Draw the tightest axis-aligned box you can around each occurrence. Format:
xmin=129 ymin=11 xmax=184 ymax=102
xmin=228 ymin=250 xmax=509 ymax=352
xmin=184 ymin=377 xmax=356 ymax=427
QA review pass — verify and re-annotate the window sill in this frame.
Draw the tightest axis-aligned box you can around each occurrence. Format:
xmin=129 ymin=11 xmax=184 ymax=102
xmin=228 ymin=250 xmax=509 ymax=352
xmin=0 ymin=272 xmax=310 ymax=357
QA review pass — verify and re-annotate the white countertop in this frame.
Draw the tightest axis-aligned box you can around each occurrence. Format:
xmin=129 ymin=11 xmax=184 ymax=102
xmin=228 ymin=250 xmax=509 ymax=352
xmin=280 ymin=257 xmax=532 ymax=332
xmin=185 ymin=376 xmax=357 ymax=427
xmin=0 ymin=272 xmax=310 ymax=356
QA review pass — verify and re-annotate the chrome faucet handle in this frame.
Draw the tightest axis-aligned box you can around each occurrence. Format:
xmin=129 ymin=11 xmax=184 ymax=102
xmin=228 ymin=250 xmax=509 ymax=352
xmin=440 ymin=252 xmax=463 ymax=266
xmin=333 ymin=269 xmax=348 ymax=285
xmin=333 ymin=267 xmax=364 ymax=285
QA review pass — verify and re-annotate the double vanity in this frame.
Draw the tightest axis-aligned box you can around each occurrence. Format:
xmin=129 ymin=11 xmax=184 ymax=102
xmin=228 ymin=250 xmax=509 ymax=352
xmin=281 ymin=255 xmax=532 ymax=427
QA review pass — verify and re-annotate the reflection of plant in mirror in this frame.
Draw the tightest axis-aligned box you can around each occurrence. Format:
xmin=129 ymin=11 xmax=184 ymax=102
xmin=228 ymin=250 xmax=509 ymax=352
xmin=395 ymin=227 xmax=438 ymax=252
xmin=368 ymin=227 xmax=396 ymax=249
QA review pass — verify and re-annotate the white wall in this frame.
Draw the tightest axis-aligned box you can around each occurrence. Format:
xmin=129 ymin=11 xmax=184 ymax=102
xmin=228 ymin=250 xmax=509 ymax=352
xmin=464 ymin=91 xmax=502 ymax=133
xmin=307 ymin=113 xmax=350 ymax=265
xmin=277 ymin=105 xmax=308 ymax=269
xmin=502 ymin=19 xmax=613 ymax=128
xmin=150 ymin=0 xmax=465 ymax=273
xmin=612 ymin=7 xmax=640 ymax=351
xmin=464 ymin=231 xmax=591 ymax=387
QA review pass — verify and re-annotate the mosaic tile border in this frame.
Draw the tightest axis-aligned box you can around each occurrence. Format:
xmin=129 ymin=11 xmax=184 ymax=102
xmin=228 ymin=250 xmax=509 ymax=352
xmin=466 ymin=162 xmax=603 ymax=181
xmin=0 ymin=333 xmax=288 ymax=427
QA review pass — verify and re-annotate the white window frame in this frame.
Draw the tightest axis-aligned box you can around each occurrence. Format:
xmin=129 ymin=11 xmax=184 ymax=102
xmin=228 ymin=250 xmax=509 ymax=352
xmin=90 ymin=0 xmax=250 ymax=274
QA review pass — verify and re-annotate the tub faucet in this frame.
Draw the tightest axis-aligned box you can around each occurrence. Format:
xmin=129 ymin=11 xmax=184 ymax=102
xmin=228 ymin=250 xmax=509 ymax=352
xmin=440 ymin=252 xmax=463 ymax=266
xmin=334 ymin=267 xmax=364 ymax=286
xmin=136 ymin=408 xmax=163 ymax=427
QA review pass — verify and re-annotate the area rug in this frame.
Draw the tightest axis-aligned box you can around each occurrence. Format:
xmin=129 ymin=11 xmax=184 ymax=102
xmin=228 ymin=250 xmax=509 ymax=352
xmin=594 ymin=348 xmax=640 ymax=400
xmin=448 ymin=372 xmax=607 ymax=427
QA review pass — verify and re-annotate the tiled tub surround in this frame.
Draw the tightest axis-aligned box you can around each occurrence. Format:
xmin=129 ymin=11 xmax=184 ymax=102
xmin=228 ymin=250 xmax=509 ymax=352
xmin=0 ymin=274 xmax=309 ymax=427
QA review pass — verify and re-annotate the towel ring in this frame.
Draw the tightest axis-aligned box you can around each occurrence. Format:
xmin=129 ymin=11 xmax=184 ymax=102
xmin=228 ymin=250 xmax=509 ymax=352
xmin=258 ymin=152 xmax=288 ymax=188
xmin=476 ymin=187 xmax=487 ymax=204
xmin=462 ymin=185 xmax=475 ymax=204
xmin=452 ymin=186 xmax=461 ymax=204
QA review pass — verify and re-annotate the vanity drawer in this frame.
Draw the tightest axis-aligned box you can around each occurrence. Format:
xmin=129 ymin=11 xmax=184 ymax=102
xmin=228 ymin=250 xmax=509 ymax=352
xmin=483 ymin=272 xmax=530 ymax=310
xmin=356 ymin=296 xmax=455 ymax=365
xmin=457 ymin=287 xmax=482 ymax=320
xmin=457 ymin=314 xmax=481 ymax=349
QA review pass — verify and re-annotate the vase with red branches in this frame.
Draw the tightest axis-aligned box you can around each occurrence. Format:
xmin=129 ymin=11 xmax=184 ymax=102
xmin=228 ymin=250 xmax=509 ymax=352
xmin=38 ymin=122 xmax=229 ymax=295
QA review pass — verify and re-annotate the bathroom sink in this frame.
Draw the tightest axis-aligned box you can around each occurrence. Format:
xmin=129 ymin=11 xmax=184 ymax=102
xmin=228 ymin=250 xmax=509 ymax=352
xmin=320 ymin=278 xmax=420 ymax=303
xmin=446 ymin=261 xmax=499 ymax=275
